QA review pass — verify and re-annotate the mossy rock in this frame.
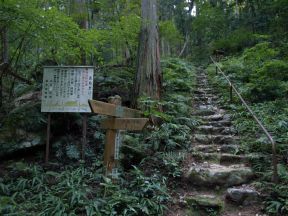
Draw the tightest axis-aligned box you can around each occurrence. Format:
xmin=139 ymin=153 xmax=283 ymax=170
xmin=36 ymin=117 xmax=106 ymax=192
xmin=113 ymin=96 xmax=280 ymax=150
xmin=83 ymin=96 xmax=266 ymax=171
xmin=186 ymin=194 xmax=224 ymax=215
xmin=186 ymin=163 xmax=254 ymax=187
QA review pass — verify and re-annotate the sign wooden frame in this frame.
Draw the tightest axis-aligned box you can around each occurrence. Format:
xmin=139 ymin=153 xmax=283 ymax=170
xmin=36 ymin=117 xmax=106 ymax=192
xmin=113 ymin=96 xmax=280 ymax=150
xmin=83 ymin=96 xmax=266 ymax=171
xmin=42 ymin=66 xmax=94 ymax=163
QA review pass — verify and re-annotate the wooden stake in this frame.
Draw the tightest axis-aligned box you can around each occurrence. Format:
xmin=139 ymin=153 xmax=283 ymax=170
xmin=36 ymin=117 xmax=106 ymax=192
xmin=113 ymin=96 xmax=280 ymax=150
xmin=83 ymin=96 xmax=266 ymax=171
xmin=230 ymin=84 xmax=233 ymax=102
xmin=104 ymin=129 xmax=117 ymax=177
xmin=45 ymin=113 xmax=51 ymax=164
xmin=81 ymin=113 xmax=87 ymax=160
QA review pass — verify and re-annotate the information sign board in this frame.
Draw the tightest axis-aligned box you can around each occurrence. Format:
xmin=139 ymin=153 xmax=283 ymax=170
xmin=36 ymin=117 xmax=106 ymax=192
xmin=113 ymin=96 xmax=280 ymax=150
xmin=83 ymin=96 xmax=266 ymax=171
xmin=41 ymin=66 xmax=94 ymax=113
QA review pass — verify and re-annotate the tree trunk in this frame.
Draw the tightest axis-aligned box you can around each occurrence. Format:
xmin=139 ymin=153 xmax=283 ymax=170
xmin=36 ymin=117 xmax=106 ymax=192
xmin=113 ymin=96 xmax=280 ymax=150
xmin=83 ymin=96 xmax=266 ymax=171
xmin=179 ymin=34 xmax=189 ymax=57
xmin=161 ymin=38 xmax=165 ymax=57
xmin=132 ymin=0 xmax=162 ymax=107
xmin=0 ymin=26 xmax=8 ymax=107
xmin=73 ymin=0 xmax=88 ymax=64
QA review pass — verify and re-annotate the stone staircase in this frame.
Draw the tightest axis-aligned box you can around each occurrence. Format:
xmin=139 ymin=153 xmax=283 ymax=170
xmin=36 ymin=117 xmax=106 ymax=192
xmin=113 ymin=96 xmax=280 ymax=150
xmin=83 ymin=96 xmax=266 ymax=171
xmin=179 ymin=69 xmax=262 ymax=215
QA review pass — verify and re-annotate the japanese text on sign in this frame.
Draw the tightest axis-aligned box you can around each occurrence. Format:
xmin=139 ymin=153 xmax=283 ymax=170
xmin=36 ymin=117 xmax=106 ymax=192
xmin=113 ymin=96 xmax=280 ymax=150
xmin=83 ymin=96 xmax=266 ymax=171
xmin=41 ymin=67 xmax=94 ymax=113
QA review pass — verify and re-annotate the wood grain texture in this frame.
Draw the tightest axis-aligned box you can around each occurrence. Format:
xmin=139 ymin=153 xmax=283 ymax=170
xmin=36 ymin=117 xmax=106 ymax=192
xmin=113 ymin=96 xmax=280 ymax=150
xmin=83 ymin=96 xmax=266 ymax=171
xmin=101 ymin=118 xmax=149 ymax=130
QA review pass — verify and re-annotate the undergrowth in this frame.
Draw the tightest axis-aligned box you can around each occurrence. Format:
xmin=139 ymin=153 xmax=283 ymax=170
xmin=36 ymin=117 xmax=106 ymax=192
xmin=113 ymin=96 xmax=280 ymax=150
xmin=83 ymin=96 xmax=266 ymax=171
xmin=0 ymin=58 xmax=198 ymax=215
xmin=207 ymin=41 xmax=288 ymax=215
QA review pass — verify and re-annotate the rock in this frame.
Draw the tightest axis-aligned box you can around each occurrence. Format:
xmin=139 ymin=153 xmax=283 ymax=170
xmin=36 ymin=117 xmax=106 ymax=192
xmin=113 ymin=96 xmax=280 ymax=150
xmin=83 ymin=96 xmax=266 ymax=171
xmin=186 ymin=194 xmax=224 ymax=211
xmin=197 ymin=125 xmax=226 ymax=134
xmin=206 ymin=120 xmax=232 ymax=127
xmin=14 ymin=91 xmax=41 ymax=106
xmin=223 ymin=114 xmax=232 ymax=121
xmin=19 ymin=134 xmax=42 ymax=149
xmin=31 ymin=136 xmax=41 ymax=146
xmin=194 ymin=144 xmax=239 ymax=154
xmin=194 ymin=134 xmax=210 ymax=144
xmin=193 ymin=134 xmax=236 ymax=145
xmin=198 ymin=105 xmax=214 ymax=110
xmin=202 ymin=114 xmax=224 ymax=121
xmin=186 ymin=163 xmax=254 ymax=187
xmin=193 ymin=110 xmax=216 ymax=116
xmin=191 ymin=152 xmax=250 ymax=165
xmin=226 ymin=187 xmax=260 ymax=205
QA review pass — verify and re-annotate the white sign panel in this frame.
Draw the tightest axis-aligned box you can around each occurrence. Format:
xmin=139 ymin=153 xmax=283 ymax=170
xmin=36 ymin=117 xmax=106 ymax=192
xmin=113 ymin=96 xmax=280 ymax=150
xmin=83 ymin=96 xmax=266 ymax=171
xmin=41 ymin=66 xmax=94 ymax=113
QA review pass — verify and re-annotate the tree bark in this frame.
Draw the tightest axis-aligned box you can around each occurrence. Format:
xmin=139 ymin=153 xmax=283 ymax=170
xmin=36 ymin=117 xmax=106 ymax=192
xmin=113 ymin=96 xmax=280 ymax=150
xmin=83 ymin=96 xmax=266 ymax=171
xmin=179 ymin=34 xmax=189 ymax=57
xmin=133 ymin=0 xmax=162 ymax=107
xmin=73 ymin=0 xmax=88 ymax=64
xmin=0 ymin=26 xmax=8 ymax=107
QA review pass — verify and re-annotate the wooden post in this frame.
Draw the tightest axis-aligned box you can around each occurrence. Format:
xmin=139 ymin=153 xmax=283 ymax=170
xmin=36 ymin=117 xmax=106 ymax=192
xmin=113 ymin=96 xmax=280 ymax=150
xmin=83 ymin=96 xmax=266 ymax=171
xmin=89 ymin=98 xmax=149 ymax=179
xmin=103 ymin=129 xmax=117 ymax=177
xmin=230 ymin=84 xmax=233 ymax=102
xmin=45 ymin=113 xmax=51 ymax=164
xmin=81 ymin=113 xmax=87 ymax=160
xmin=103 ymin=96 xmax=122 ymax=179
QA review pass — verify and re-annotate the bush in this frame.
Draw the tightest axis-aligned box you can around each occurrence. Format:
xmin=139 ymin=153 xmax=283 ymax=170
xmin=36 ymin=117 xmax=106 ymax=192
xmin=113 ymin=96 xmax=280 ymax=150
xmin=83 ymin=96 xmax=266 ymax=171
xmin=213 ymin=28 xmax=256 ymax=53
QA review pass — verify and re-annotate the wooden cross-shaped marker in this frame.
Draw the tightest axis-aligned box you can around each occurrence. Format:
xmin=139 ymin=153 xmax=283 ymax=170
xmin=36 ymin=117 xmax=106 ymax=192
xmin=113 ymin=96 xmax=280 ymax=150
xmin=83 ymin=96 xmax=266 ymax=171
xmin=89 ymin=98 xmax=149 ymax=179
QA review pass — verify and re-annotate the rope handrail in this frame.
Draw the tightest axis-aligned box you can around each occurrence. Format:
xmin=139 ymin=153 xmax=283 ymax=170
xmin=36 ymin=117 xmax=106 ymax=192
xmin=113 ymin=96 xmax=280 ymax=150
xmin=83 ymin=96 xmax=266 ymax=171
xmin=210 ymin=56 xmax=279 ymax=183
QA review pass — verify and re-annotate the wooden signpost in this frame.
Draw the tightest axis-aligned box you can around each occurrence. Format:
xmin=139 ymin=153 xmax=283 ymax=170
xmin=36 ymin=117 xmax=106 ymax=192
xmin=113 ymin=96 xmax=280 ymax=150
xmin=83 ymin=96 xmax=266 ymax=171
xmin=89 ymin=99 xmax=149 ymax=178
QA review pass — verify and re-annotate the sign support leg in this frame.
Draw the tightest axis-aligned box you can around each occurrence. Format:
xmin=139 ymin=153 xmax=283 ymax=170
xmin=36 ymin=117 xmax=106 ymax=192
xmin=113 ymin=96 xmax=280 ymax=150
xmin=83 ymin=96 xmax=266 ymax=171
xmin=81 ymin=113 xmax=87 ymax=160
xmin=104 ymin=129 xmax=117 ymax=177
xmin=45 ymin=113 xmax=51 ymax=164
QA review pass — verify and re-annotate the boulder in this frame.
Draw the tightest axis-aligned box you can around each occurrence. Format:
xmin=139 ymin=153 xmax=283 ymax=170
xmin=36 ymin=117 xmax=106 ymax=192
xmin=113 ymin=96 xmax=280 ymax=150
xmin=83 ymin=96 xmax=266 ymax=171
xmin=186 ymin=194 xmax=224 ymax=211
xmin=226 ymin=186 xmax=260 ymax=205
xmin=186 ymin=163 xmax=254 ymax=187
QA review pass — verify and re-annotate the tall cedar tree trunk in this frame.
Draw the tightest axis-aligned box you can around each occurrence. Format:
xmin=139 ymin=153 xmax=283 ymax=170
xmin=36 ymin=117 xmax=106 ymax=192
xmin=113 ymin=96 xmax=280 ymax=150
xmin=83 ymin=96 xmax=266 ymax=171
xmin=132 ymin=0 xmax=162 ymax=107
xmin=0 ymin=26 xmax=8 ymax=107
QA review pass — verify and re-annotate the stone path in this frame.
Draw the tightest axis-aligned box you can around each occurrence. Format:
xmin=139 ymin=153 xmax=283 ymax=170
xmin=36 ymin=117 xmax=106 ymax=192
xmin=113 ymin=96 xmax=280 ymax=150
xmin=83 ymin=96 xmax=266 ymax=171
xmin=166 ymin=69 xmax=263 ymax=216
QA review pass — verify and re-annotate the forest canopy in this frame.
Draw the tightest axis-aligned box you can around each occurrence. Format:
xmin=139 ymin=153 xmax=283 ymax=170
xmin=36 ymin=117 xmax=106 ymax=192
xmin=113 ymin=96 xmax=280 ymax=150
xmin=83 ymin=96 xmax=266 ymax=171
xmin=0 ymin=0 xmax=288 ymax=215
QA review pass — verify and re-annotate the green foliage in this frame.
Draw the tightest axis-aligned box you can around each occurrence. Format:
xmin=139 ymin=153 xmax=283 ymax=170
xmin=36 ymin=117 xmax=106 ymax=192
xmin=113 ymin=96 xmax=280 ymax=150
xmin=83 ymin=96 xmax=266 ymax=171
xmin=107 ymin=14 xmax=141 ymax=64
xmin=211 ymin=42 xmax=288 ymax=102
xmin=208 ymin=42 xmax=288 ymax=216
xmin=3 ymin=102 xmax=45 ymax=133
xmin=260 ymin=164 xmax=288 ymax=215
xmin=159 ymin=20 xmax=183 ymax=46
xmin=242 ymin=42 xmax=279 ymax=68
xmin=147 ymin=122 xmax=192 ymax=151
xmin=160 ymin=152 xmax=186 ymax=178
xmin=213 ymin=28 xmax=256 ymax=53
xmin=0 ymin=162 xmax=169 ymax=216
xmin=162 ymin=58 xmax=196 ymax=94
xmin=136 ymin=59 xmax=199 ymax=151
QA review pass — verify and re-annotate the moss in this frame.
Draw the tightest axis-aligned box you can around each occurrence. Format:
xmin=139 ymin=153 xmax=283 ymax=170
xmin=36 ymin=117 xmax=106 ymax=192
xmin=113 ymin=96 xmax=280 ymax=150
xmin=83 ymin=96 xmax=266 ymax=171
xmin=186 ymin=194 xmax=224 ymax=212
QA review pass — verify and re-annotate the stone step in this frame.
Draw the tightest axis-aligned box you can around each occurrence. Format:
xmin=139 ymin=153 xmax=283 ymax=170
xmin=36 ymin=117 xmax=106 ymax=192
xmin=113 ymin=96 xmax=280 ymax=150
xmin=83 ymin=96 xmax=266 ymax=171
xmin=201 ymin=114 xmax=224 ymax=121
xmin=196 ymin=84 xmax=209 ymax=87
xmin=193 ymin=144 xmax=241 ymax=154
xmin=195 ymin=101 xmax=215 ymax=106
xmin=197 ymin=105 xmax=215 ymax=110
xmin=202 ymin=114 xmax=231 ymax=122
xmin=225 ymin=185 xmax=260 ymax=206
xmin=194 ymin=99 xmax=212 ymax=104
xmin=191 ymin=152 xmax=256 ymax=165
xmin=185 ymin=163 xmax=254 ymax=187
xmin=194 ymin=96 xmax=218 ymax=102
xmin=185 ymin=194 xmax=224 ymax=214
xmin=196 ymin=125 xmax=236 ymax=135
xmin=205 ymin=120 xmax=232 ymax=127
xmin=192 ymin=109 xmax=217 ymax=116
xmin=194 ymin=93 xmax=214 ymax=97
xmin=193 ymin=134 xmax=238 ymax=145
xmin=194 ymin=89 xmax=213 ymax=94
